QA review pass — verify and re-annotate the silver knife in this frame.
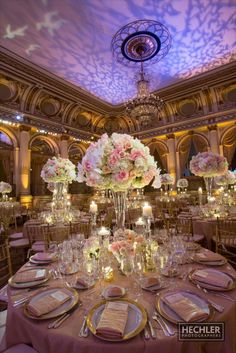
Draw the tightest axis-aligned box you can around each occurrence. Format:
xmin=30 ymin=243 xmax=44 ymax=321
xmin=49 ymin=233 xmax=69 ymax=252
xmin=148 ymin=319 xmax=157 ymax=339
xmin=53 ymin=313 xmax=70 ymax=328
xmin=152 ymin=315 xmax=169 ymax=336
xmin=48 ymin=313 xmax=67 ymax=329
xmin=79 ymin=316 xmax=89 ymax=337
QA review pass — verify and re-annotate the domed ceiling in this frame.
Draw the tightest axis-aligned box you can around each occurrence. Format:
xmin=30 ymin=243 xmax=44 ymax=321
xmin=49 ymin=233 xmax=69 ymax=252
xmin=0 ymin=0 xmax=235 ymax=105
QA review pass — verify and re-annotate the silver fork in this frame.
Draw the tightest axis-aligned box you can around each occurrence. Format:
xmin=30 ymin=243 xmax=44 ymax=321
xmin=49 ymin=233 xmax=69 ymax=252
xmin=79 ymin=315 xmax=89 ymax=337
xmin=153 ymin=311 xmax=175 ymax=336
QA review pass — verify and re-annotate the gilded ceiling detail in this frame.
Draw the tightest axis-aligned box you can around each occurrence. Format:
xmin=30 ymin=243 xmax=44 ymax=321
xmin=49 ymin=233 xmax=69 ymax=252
xmin=0 ymin=0 xmax=235 ymax=104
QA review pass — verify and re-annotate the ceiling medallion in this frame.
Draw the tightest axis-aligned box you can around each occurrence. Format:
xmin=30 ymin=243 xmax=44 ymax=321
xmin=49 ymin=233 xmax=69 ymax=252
xmin=111 ymin=20 xmax=171 ymax=127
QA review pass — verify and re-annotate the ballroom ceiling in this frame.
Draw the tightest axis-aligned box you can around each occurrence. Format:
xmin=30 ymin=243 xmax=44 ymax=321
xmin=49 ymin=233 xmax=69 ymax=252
xmin=0 ymin=0 xmax=235 ymax=105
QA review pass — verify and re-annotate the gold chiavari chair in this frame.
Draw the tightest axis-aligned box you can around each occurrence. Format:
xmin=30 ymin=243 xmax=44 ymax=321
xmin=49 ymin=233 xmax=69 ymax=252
xmin=0 ymin=241 xmax=12 ymax=289
xmin=25 ymin=224 xmax=50 ymax=256
xmin=48 ymin=226 xmax=70 ymax=245
xmin=214 ymin=218 xmax=236 ymax=265
xmin=176 ymin=217 xmax=193 ymax=240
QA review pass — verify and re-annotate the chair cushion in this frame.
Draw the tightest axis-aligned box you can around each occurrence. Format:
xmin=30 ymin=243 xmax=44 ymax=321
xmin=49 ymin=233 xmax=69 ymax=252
xmin=31 ymin=243 xmax=46 ymax=252
xmin=9 ymin=233 xmax=23 ymax=240
xmin=9 ymin=239 xmax=29 ymax=248
xmin=4 ymin=344 xmax=38 ymax=353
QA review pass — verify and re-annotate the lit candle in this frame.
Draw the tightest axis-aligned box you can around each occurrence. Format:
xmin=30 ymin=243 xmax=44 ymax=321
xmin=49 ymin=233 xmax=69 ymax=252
xmin=135 ymin=217 xmax=145 ymax=226
xmin=98 ymin=226 xmax=110 ymax=237
xmin=142 ymin=203 xmax=152 ymax=217
xmin=89 ymin=201 xmax=98 ymax=214
xmin=198 ymin=187 xmax=202 ymax=206
xmin=103 ymin=266 xmax=114 ymax=282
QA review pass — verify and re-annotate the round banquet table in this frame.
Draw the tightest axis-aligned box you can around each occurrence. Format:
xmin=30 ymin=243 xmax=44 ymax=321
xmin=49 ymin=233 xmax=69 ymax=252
xmin=5 ymin=251 xmax=236 ymax=353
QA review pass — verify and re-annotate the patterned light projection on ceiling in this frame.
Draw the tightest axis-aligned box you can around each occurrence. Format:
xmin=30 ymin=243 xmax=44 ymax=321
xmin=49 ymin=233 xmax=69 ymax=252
xmin=0 ymin=0 xmax=235 ymax=105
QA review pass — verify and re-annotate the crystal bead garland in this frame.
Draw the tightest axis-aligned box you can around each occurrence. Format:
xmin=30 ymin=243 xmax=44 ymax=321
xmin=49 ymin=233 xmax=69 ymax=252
xmin=111 ymin=191 xmax=127 ymax=234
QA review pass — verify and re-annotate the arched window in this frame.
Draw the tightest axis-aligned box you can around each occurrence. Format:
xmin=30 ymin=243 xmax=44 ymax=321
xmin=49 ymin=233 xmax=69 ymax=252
xmin=0 ymin=131 xmax=14 ymax=193
xmin=30 ymin=138 xmax=55 ymax=196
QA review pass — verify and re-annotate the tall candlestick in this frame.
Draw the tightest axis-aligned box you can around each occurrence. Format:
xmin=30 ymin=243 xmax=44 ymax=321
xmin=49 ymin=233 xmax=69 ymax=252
xmin=198 ymin=187 xmax=202 ymax=206
xmin=90 ymin=201 xmax=98 ymax=214
xmin=142 ymin=203 xmax=152 ymax=217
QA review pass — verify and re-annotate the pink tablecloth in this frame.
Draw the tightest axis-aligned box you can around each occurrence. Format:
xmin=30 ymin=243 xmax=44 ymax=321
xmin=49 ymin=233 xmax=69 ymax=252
xmin=192 ymin=219 xmax=217 ymax=249
xmin=5 ymin=256 xmax=236 ymax=353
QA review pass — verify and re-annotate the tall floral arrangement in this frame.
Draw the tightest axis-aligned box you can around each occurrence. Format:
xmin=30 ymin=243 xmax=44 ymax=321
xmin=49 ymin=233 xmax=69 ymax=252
xmin=41 ymin=157 xmax=76 ymax=183
xmin=214 ymin=170 xmax=236 ymax=186
xmin=77 ymin=133 xmax=160 ymax=191
xmin=190 ymin=152 xmax=228 ymax=177
xmin=160 ymin=173 xmax=174 ymax=185
xmin=177 ymin=178 xmax=188 ymax=188
xmin=0 ymin=182 xmax=12 ymax=194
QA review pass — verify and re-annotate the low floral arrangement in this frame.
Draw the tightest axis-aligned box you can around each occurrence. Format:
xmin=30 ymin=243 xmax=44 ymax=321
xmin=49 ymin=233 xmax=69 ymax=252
xmin=109 ymin=230 xmax=146 ymax=262
xmin=41 ymin=157 xmax=76 ymax=183
xmin=190 ymin=152 xmax=228 ymax=177
xmin=0 ymin=182 xmax=12 ymax=194
xmin=77 ymin=133 xmax=161 ymax=191
xmin=160 ymin=173 xmax=174 ymax=185
xmin=177 ymin=178 xmax=188 ymax=188
xmin=214 ymin=170 xmax=236 ymax=186
xmin=83 ymin=236 xmax=100 ymax=260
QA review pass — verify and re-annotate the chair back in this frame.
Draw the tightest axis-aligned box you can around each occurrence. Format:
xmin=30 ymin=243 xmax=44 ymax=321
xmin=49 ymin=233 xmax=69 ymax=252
xmin=0 ymin=241 xmax=12 ymax=288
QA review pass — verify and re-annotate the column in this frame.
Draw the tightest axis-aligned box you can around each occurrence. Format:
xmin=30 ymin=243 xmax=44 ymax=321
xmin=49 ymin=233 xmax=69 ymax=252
xmin=60 ymin=135 xmax=69 ymax=158
xmin=13 ymin=147 xmax=20 ymax=197
xmin=19 ymin=126 xmax=32 ymax=206
xmin=166 ymin=134 xmax=177 ymax=183
xmin=219 ymin=144 xmax=224 ymax=157
xmin=176 ymin=151 xmax=181 ymax=181
xmin=208 ymin=125 xmax=219 ymax=154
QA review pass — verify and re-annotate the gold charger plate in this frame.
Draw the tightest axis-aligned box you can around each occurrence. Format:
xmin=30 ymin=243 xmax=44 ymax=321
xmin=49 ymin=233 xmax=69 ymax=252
xmin=23 ymin=286 xmax=79 ymax=320
xmin=8 ymin=268 xmax=50 ymax=289
xmin=87 ymin=298 xmax=147 ymax=341
xmin=156 ymin=289 xmax=214 ymax=324
xmin=188 ymin=269 xmax=236 ymax=291
xmin=192 ymin=257 xmax=227 ymax=266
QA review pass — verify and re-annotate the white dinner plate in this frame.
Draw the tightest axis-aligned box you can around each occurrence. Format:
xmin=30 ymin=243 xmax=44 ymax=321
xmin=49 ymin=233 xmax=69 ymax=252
xmin=24 ymin=286 xmax=79 ymax=320
xmin=102 ymin=285 xmax=126 ymax=299
xmin=189 ymin=268 xmax=236 ymax=291
xmin=8 ymin=268 xmax=50 ymax=289
xmin=87 ymin=298 xmax=147 ymax=341
xmin=156 ymin=289 xmax=214 ymax=324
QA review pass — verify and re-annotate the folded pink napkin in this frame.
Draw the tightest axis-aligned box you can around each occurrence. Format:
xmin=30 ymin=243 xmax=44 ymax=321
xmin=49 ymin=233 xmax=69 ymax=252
xmin=192 ymin=270 xmax=231 ymax=288
xmin=27 ymin=290 xmax=70 ymax=317
xmin=96 ymin=302 xmax=128 ymax=339
xmin=194 ymin=250 xmax=224 ymax=262
xmin=14 ymin=269 xmax=46 ymax=283
xmin=143 ymin=277 xmax=160 ymax=289
xmin=106 ymin=287 xmax=123 ymax=297
xmin=32 ymin=253 xmax=55 ymax=262
xmin=76 ymin=277 xmax=89 ymax=288
xmin=162 ymin=293 xmax=208 ymax=322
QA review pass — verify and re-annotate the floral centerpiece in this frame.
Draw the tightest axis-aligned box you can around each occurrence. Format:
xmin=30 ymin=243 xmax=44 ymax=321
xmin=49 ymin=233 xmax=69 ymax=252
xmin=160 ymin=173 xmax=174 ymax=185
xmin=177 ymin=178 xmax=188 ymax=189
xmin=190 ymin=152 xmax=228 ymax=178
xmin=77 ymin=133 xmax=160 ymax=190
xmin=214 ymin=171 xmax=236 ymax=186
xmin=41 ymin=157 xmax=76 ymax=222
xmin=190 ymin=152 xmax=228 ymax=200
xmin=77 ymin=133 xmax=160 ymax=230
xmin=41 ymin=157 xmax=76 ymax=183
xmin=0 ymin=182 xmax=12 ymax=194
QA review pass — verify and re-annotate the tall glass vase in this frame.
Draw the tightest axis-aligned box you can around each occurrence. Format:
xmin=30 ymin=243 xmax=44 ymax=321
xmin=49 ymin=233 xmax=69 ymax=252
xmin=204 ymin=177 xmax=213 ymax=202
xmin=112 ymin=190 xmax=127 ymax=232
xmin=51 ymin=182 xmax=69 ymax=224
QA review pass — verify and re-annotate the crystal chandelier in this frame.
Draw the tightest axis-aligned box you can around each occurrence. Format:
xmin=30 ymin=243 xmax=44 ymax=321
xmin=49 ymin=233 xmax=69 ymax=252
xmin=125 ymin=61 xmax=164 ymax=126
xmin=111 ymin=20 xmax=171 ymax=127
